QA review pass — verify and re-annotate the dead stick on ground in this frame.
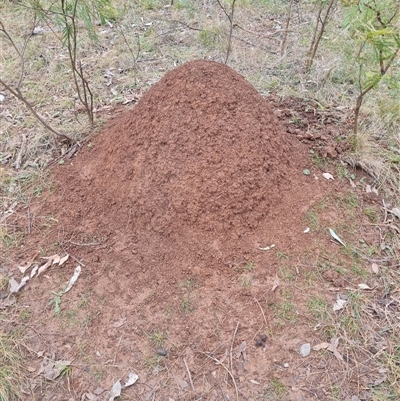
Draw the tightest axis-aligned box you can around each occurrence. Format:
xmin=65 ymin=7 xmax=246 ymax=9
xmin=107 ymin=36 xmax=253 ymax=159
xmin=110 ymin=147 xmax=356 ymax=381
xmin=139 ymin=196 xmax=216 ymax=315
xmin=201 ymin=352 xmax=239 ymax=401
xmin=230 ymin=322 xmax=239 ymax=375
xmin=183 ymin=358 xmax=195 ymax=391
xmin=112 ymin=335 xmax=123 ymax=365
xmin=254 ymin=297 xmax=268 ymax=328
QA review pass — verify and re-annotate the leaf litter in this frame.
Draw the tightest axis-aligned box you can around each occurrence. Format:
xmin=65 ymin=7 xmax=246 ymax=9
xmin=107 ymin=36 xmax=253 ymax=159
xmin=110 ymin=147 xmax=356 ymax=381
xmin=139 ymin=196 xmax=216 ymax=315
xmin=8 ymin=253 xmax=70 ymax=294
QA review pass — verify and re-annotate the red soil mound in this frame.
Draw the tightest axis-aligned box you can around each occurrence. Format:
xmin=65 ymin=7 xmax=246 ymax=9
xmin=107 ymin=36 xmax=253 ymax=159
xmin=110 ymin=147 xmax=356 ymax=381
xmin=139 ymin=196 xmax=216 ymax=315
xmin=55 ymin=60 xmax=314 ymax=270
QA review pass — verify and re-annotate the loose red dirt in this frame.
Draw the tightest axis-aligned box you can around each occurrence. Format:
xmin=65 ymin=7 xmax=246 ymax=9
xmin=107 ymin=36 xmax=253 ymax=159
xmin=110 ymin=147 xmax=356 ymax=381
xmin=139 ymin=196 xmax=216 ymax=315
xmin=12 ymin=60 xmax=357 ymax=400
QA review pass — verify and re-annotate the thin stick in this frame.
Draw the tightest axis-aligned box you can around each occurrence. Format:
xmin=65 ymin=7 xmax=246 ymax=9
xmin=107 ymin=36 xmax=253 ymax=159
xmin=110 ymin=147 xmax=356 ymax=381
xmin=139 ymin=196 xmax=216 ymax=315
xmin=183 ymin=358 xmax=195 ymax=391
xmin=229 ymin=322 xmax=239 ymax=375
xmin=280 ymin=0 xmax=294 ymax=55
xmin=201 ymin=352 xmax=239 ymax=401
xmin=254 ymin=297 xmax=268 ymax=328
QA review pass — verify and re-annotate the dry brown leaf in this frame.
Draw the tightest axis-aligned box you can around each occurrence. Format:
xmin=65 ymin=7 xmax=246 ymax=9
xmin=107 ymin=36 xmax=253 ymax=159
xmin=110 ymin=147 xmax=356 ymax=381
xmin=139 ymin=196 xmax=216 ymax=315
xmin=59 ymin=254 xmax=69 ymax=266
xmin=313 ymin=342 xmax=330 ymax=351
xmin=37 ymin=260 xmax=52 ymax=276
xmin=327 ymin=337 xmax=344 ymax=362
xmin=371 ymin=263 xmax=379 ymax=274
xmin=271 ymin=276 xmax=280 ymax=292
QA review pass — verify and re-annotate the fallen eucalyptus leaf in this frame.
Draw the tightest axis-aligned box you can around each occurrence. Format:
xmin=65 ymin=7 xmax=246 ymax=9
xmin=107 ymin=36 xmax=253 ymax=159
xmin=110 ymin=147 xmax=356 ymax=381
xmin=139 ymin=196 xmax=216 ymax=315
xmin=389 ymin=208 xmax=400 ymax=218
xmin=59 ymin=254 xmax=69 ymax=266
xmin=328 ymin=228 xmax=346 ymax=246
xmin=358 ymin=283 xmax=372 ymax=290
xmin=9 ymin=276 xmax=29 ymax=293
xmin=109 ymin=380 xmax=122 ymax=401
xmin=327 ymin=337 xmax=344 ymax=362
xmin=42 ymin=359 xmax=71 ymax=380
xmin=124 ymin=372 xmax=139 ymax=387
xmin=30 ymin=265 xmax=39 ymax=278
xmin=371 ymin=263 xmax=379 ymax=274
xmin=313 ymin=342 xmax=330 ymax=351
xmin=18 ymin=262 xmax=33 ymax=274
xmin=37 ymin=260 xmax=52 ymax=277
xmin=333 ymin=299 xmax=347 ymax=311
xmin=322 ymin=172 xmax=334 ymax=180
xmin=259 ymin=244 xmax=275 ymax=251
xmin=64 ymin=265 xmax=81 ymax=293
xmin=271 ymin=276 xmax=280 ymax=292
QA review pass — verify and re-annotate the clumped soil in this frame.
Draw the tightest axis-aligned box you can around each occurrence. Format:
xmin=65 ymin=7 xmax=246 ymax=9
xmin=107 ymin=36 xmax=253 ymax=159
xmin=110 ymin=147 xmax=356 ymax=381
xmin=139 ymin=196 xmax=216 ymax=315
xmin=14 ymin=60 xmax=352 ymax=400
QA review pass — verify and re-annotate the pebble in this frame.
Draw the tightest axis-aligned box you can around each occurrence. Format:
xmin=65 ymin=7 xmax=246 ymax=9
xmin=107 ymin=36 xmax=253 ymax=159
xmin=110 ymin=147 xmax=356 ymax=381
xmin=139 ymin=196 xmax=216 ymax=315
xmin=300 ymin=343 xmax=311 ymax=357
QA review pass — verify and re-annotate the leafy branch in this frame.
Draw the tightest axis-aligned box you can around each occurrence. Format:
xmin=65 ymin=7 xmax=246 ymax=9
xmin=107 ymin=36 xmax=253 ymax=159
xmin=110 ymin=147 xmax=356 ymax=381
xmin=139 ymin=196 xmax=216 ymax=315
xmin=342 ymin=0 xmax=400 ymax=135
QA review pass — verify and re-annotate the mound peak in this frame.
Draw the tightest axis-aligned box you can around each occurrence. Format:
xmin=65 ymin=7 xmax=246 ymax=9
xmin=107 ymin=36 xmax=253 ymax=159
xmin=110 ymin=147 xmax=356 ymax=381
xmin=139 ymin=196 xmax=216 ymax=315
xmin=84 ymin=60 xmax=300 ymax=235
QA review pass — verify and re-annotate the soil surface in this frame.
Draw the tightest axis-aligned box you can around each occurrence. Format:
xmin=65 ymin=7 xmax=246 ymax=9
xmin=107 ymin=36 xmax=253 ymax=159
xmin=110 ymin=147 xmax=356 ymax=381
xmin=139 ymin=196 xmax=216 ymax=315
xmin=10 ymin=60 xmax=359 ymax=400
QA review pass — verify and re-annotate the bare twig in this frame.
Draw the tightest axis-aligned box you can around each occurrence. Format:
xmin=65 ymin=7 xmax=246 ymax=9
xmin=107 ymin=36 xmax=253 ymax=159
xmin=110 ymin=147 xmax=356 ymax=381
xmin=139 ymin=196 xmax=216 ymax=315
xmin=0 ymin=79 xmax=73 ymax=142
xmin=14 ymin=134 xmax=28 ymax=170
xmin=183 ymin=358 xmax=195 ymax=391
xmin=216 ymin=0 xmax=237 ymax=64
xmin=0 ymin=18 xmax=73 ymax=142
xmin=280 ymin=0 xmax=294 ymax=55
xmin=307 ymin=0 xmax=337 ymax=69
xmin=60 ymin=0 xmax=94 ymax=126
xmin=254 ymin=297 xmax=269 ymax=329
xmin=229 ymin=322 xmax=239 ymax=375
xmin=200 ymin=351 xmax=239 ymax=401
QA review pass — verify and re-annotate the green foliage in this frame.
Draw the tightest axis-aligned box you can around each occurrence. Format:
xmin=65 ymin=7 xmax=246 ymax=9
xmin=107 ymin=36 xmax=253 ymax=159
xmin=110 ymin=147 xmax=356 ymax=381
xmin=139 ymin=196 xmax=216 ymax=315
xmin=340 ymin=0 xmax=400 ymax=132
xmin=31 ymin=0 xmax=116 ymax=44
xmin=199 ymin=26 xmax=222 ymax=47
xmin=49 ymin=290 xmax=64 ymax=314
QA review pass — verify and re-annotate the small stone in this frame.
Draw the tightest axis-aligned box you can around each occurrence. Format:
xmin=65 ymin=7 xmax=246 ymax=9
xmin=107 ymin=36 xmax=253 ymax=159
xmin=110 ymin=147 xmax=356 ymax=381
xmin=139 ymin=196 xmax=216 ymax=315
xmin=300 ymin=343 xmax=311 ymax=357
xmin=255 ymin=339 xmax=264 ymax=347
xmin=156 ymin=349 xmax=168 ymax=356
xmin=283 ymin=363 xmax=289 ymax=368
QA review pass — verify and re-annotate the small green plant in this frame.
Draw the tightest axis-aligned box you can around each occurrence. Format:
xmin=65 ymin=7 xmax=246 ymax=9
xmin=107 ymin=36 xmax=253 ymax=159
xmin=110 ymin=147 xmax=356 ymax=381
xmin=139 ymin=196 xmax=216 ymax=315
xmin=233 ymin=260 xmax=256 ymax=273
xmin=19 ymin=309 xmax=31 ymax=322
xmin=306 ymin=209 xmax=320 ymax=231
xmin=307 ymin=296 xmax=329 ymax=320
xmin=276 ymin=251 xmax=291 ymax=260
xmin=364 ymin=206 xmax=379 ymax=222
xmin=181 ymin=297 xmax=194 ymax=313
xmin=199 ymin=26 xmax=221 ymax=47
xmin=139 ymin=0 xmax=163 ymax=10
xmin=179 ymin=278 xmax=197 ymax=291
xmin=144 ymin=355 xmax=161 ymax=372
xmin=328 ymin=383 xmax=342 ymax=400
xmin=262 ymin=378 xmax=288 ymax=400
xmin=341 ymin=0 xmax=400 ymax=136
xmin=148 ymin=329 xmax=166 ymax=347
xmin=279 ymin=265 xmax=296 ymax=282
xmin=273 ymin=291 xmax=298 ymax=323
xmin=48 ymin=290 xmax=64 ymax=315
xmin=240 ymin=275 xmax=252 ymax=288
